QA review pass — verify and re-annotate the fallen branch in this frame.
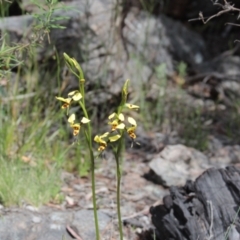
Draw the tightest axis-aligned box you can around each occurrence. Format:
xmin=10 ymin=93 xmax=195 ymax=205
xmin=66 ymin=225 xmax=83 ymax=240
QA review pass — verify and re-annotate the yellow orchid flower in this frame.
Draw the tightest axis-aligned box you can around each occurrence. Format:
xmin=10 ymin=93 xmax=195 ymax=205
xmin=108 ymin=113 xmax=125 ymax=131
xmin=109 ymin=134 xmax=121 ymax=142
xmin=55 ymin=97 xmax=72 ymax=109
xmin=108 ymin=113 xmax=116 ymax=119
xmin=127 ymin=117 xmax=137 ymax=139
xmin=56 ymin=91 xmax=82 ymax=114
xmin=94 ymin=132 xmax=109 ymax=151
xmin=128 ymin=117 xmax=136 ymax=126
xmin=68 ymin=90 xmax=82 ymax=101
xmin=127 ymin=126 xmax=136 ymax=139
xmin=68 ymin=114 xmax=90 ymax=136
xmin=116 ymin=123 xmax=125 ymax=129
xmin=71 ymin=123 xmax=81 ymax=136
xmin=118 ymin=113 xmax=125 ymax=121
xmin=81 ymin=117 xmax=90 ymax=124
xmin=108 ymin=119 xmax=119 ymax=131
xmin=125 ymin=103 xmax=140 ymax=110
xmin=68 ymin=113 xmax=76 ymax=125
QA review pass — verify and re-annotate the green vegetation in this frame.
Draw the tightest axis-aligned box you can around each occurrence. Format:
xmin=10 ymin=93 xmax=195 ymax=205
xmin=0 ymin=73 xmax=68 ymax=206
xmin=0 ymin=157 xmax=62 ymax=206
xmin=0 ymin=0 xmax=74 ymax=207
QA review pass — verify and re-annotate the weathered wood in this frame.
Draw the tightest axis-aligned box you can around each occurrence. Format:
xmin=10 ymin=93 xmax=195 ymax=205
xmin=150 ymin=166 xmax=240 ymax=240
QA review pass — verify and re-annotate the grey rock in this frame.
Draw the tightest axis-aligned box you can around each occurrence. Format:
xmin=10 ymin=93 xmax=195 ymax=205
xmin=149 ymin=143 xmax=240 ymax=187
xmin=0 ymin=209 xmax=111 ymax=240
xmin=0 ymin=0 xmax=209 ymax=106
xmin=197 ymin=56 xmax=240 ymax=81
xmin=149 ymin=144 xmax=210 ymax=186
xmin=210 ymin=145 xmax=240 ymax=166
xmin=160 ymin=15 xmax=208 ymax=65
xmin=72 ymin=210 xmax=111 ymax=240
xmin=31 ymin=216 xmax=42 ymax=223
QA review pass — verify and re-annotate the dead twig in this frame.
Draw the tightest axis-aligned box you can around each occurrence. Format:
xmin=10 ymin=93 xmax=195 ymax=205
xmin=226 ymin=22 xmax=240 ymax=27
xmin=66 ymin=225 xmax=83 ymax=240
xmin=189 ymin=0 xmax=240 ymax=24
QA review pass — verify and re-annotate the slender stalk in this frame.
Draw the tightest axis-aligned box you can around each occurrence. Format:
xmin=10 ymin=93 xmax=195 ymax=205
xmin=114 ymin=81 xmax=128 ymax=240
xmin=82 ymin=108 xmax=100 ymax=240
xmin=79 ymin=77 xmax=99 ymax=239
xmin=79 ymin=101 xmax=88 ymax=119
xmin=79 ymin=79 xmax=85 ymax=106
xmin=62 ymin=53 xmax=100 ymax=239
xmin=115 ymin=152 xmax=123 ymax=240
xmin=114 ymin=133 xmax=124 ymax=240
xmin=89 ymin=142 xmax=100 ymax=240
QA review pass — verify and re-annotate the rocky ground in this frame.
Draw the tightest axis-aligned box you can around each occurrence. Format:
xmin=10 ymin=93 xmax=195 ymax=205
xmin=1 ymin=129 xmax=240 ymax=240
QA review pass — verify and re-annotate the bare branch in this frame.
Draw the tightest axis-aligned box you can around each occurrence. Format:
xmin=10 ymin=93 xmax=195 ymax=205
xmin=225 ymin=22 xmax=240 ymax=27
xmin=189 ymin=0 xmax=240 ymax=24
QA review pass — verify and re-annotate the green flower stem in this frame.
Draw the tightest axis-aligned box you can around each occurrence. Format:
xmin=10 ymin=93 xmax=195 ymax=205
xmin=114 ymin=135 xmax=124 ymax=240
xmin=84 ymin=130 xmax=100 ymax=240
xmin=79 ymin=100 xmax=88 ymax=119
xmin=79 ymin=79 xmax=85 ymax=106
xmin=113 ymin=79 xmax=129 ymax=240
xmin=91 ymin=157 xmax=100 ymax=240
xmin=90 ymin=150 xmax=100 ymax=240
xmin=63 ymin=54 xmax=100 ymax=239
xmin=116 ymin=155 xmax=123 ymax=240
xmin=78 ymin=65 xmax=84 ymax=80
xmin=80 ymin=100 xmax=100 ymax=240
